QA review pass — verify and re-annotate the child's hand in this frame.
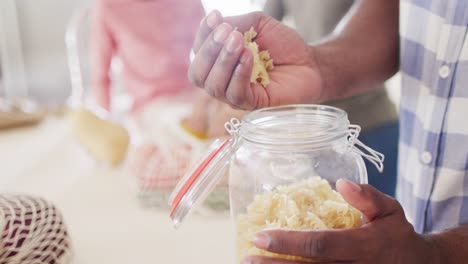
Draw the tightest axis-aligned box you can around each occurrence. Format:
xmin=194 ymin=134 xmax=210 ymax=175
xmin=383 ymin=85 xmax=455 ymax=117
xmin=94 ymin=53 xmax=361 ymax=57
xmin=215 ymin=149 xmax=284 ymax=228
xmin=95 ymin=86 xmax=111 ymax=111
xmin=206 ymin=102 xmax=247 ymax=138
xmin=183 ymin=91 xmax=212 ymax=139
xmin=184 ymin=91 xmax=247 ymax=139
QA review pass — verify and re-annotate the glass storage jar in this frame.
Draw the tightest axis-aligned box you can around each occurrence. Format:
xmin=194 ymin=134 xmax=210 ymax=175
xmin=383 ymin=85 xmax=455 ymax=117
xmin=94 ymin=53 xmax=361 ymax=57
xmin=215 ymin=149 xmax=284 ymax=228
xmin=169 ymin=105 xmax=384 ymax=263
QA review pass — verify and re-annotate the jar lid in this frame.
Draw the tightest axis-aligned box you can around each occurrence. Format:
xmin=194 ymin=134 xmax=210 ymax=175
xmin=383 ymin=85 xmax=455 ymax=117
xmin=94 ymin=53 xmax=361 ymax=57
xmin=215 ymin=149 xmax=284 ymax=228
xmin=169 ymin=137 xmax=237 ymax=228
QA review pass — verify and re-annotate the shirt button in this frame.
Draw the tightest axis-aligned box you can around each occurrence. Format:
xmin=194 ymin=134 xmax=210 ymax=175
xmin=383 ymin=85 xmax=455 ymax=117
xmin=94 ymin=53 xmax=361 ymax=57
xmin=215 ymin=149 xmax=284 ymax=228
xmin=439 ymin=65 xmax=450 ymax=79
xmin=421 ymin=151 xmax=432 ymax=164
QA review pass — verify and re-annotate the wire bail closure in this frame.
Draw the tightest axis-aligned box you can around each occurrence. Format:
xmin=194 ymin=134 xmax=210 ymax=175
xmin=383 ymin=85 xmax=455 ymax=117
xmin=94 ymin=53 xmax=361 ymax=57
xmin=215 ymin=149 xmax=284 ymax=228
xmin=348 ymin=125 xmax=385 ymax=173
xmin=224 ymin=118 xmax=242 ymax=137
xmin=224 ymin=119 xmax=384 ymax=173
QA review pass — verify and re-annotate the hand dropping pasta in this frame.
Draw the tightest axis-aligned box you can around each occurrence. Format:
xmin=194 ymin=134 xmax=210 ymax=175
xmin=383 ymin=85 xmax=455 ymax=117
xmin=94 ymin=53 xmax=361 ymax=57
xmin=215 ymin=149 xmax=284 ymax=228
xmin=243 ymin=27 xmax=274 ymax=88
xmin=236 ymin=176 xmax=363 ymax=262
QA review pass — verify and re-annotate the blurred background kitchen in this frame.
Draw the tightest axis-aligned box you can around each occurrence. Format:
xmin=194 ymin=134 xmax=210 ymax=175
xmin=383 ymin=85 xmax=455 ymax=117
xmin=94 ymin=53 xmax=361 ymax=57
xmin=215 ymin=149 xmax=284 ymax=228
xmin=0 ymin=0 xmax=265 ymax=103
xmin=0 ymin=0 xmax=400 ymax=263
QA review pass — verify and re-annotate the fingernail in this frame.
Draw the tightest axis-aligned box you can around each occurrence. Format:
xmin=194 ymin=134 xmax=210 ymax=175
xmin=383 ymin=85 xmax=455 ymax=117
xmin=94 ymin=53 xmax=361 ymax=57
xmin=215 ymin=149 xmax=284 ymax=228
xmin=206 ymin=11 xmax=219 ymax=28
xmin=213 ymin=23 xmax=231 ymax=43
xmin=225 ymin=32 xmax=242 ymax=53
xmin=338 ymin=179 xmax=362 ymax=192
xmin=253 ymin=232 xmax=271 ymax=249
xmin=240 ymin=50 xmax=251 ymax=64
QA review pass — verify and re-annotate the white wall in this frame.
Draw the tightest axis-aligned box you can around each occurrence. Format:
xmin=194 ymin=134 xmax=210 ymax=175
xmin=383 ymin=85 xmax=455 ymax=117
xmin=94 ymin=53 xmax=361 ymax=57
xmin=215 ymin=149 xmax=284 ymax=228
xmin=202 ymin=0 xmax=263 ymax=16
xmin=14 ymin=0 xmax=91 ymax=103
xmin=0 ymin=0 xmax=28 ymax=99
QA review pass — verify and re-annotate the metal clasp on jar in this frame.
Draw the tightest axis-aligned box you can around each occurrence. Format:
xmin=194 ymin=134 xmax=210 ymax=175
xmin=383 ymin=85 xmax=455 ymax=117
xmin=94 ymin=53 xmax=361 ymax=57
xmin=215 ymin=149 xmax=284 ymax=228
xmin=347 ymin=125 xmax=385 ymax=173
xmin=225 ymin=118 xmax=385 ymax=172
xmin=224 ymin=118 xmax=242 ymax=138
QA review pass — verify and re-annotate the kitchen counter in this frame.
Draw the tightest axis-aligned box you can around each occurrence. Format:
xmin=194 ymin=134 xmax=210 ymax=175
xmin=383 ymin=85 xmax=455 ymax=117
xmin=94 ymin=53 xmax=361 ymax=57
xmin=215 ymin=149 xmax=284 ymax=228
xmin=0 ymin=117 xmax=235 ymax=264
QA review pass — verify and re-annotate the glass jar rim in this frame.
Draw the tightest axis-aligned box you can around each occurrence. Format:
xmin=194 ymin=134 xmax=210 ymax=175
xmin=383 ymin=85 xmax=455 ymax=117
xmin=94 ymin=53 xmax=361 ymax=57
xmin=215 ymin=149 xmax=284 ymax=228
xmin=239 ymin=104 xmax=350 ymax=148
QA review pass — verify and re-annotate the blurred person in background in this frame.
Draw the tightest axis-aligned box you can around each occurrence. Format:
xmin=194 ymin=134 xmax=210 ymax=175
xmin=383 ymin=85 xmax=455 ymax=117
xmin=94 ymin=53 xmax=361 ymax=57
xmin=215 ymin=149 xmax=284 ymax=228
xmin=91 ymin=0 xmax=205 ymax=113
xmin=90 ymin=0 xmax=205 ymax=206
xmin=185 ymin=0 xmax=399 ymax=197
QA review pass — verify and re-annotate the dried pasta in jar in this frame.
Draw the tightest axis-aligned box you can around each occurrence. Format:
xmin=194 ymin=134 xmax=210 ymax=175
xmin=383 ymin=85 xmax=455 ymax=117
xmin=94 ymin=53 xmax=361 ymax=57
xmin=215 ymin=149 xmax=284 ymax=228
xmin=236 ymin=176 xmax=363 ymax=262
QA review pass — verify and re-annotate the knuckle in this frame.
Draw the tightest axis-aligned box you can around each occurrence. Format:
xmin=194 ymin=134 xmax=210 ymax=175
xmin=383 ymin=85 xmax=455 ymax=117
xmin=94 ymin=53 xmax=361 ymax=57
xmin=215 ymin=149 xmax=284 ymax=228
xmin=391 ymin=198 xmax=405 ymax=213
xmin=188 ymin=67 xmax=204 ymax=88
xmin=380 ymin=193 xmax=403 ymax=214
xmin=229 ymin=104 xmax=243 ymax=110
xmin=270 ymin=236 xmax=288 ymax=253
xmin=213 ymin=89 xmax=224 ymax=99
xmin=219 ymin=54 xmax=235 ymax=68
xmin=216 ymin=90 xmax=226 ymax=99
xmin=205 ymin=86 xmax=215 ymax=98
xmin=203 ymin=39 xmax=223 ymax=57
xmin=304 ymin=233 xmax=328 ymax=258
xmin=205 ymin=84 xmax=217 ymax=97
xmin=226 ymin=91 xmax=244 ymax=107
xmin=234 ymin=62 xmax=251 ymax=79
xmin=220 ymin=40 xmax=241 ymax=61
xmin=205 ymin=82 xmax=224 ymax=99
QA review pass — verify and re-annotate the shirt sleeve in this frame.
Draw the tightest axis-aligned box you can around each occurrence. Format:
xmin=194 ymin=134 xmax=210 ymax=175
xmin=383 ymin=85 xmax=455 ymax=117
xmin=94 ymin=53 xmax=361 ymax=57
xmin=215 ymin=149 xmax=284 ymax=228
xmin=90 ymin=4 xmax=115 ymax=109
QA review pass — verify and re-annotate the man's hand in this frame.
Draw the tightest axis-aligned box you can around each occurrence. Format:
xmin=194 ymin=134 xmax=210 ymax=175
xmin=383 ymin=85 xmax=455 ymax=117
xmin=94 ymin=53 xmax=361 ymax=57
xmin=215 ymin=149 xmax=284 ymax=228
xmin=242 ymin=180 xmax=438 ymax=264
xmin=189 ymin=10 xmax=323 ymax=110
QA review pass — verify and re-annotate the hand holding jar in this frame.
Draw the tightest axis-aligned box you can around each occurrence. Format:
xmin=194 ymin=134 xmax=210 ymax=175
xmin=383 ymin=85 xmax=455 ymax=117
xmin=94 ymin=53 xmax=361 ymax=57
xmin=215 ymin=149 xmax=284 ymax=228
xmin=169 ymin=105 xmax=420 ymax=264
xmin=242 ymin=180 xmax=438 ymax=264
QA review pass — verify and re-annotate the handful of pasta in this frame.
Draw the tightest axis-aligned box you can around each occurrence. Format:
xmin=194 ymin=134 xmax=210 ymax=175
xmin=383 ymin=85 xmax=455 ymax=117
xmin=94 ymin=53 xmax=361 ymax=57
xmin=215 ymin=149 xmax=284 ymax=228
xmin=236 ymin=177 xmax=363 ymax=263
xmin=243 ymin=27 xmax=274 ymax=88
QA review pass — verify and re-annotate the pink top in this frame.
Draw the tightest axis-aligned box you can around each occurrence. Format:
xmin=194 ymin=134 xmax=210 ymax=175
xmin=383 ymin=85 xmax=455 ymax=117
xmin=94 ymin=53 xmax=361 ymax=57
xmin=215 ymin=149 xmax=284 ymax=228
xmin=91 ymin=0 xmax=205 ymax=111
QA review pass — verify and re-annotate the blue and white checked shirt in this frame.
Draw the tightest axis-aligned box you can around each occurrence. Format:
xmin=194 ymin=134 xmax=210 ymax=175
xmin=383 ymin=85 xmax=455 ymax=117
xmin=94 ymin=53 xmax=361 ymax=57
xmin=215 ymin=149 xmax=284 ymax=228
xmin=399 ymin=0 xmax=468 ymax=233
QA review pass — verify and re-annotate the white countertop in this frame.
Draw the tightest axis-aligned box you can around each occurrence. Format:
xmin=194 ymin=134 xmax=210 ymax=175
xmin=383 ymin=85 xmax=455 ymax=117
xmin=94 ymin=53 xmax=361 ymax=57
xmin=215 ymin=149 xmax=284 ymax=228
xmin=0 ymin=117 xmax=235 ymax=264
